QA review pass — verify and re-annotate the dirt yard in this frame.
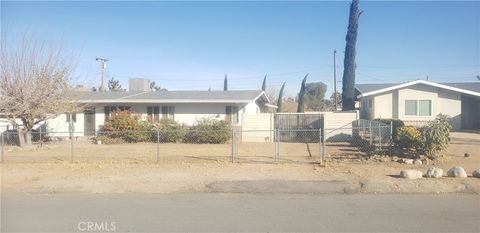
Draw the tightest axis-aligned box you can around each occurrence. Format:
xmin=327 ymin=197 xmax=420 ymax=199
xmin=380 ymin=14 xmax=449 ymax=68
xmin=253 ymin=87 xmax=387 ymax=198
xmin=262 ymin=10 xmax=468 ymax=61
xmin=1 ymin=132 xmax=479 ymax=194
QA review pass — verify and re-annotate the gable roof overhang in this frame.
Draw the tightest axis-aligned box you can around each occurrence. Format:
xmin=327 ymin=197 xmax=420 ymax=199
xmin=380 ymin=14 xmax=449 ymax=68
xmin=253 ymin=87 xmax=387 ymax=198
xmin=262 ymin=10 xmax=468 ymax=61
xmin=73 ymin=90 xmax=271 ymax=105
xmin=356 ymin=80 xmax=480 ymax=98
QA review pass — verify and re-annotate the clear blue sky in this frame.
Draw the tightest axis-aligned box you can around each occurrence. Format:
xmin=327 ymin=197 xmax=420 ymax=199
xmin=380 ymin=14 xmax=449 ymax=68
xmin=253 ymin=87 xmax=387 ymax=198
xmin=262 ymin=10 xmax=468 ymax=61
xmin=2 ymin=1 xmax=479 ymax=97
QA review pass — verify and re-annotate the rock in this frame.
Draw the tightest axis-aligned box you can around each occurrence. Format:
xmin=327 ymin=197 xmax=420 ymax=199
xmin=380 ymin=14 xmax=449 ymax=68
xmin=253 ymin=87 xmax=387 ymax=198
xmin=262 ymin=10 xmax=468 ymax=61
xmin=472 ymin=169 xmax=480 ymax=178
xmin=400 ymin=169 xmax=423 ymax=179
xmin=400 ymin=158 xmax=414 ymax=164
xmin=447 ymin=167 xmax=468 ymax=178
xmin=464 ymin=153 xmax=470 ymax=158
xmin=391 ymin=156 xmax=399 ymax=162
xmin=425 ymin=167 xmax=443 ymax=178
xmin=413 ymin=159 xmax=423 ymax=165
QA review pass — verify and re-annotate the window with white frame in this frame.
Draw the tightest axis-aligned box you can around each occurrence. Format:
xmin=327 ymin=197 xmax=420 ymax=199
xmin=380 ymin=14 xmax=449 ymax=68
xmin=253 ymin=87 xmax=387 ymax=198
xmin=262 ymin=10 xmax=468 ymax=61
xmin=226 ymin=105 xmax=239 ymax=124
xmin=147 ymin=106 xmax=160 ymax=122
xmin=66 ymin=113 xmax=77 ymax=123
xmin=161 ymin=106 xmax=175 ymax=120
xmin=405 ymin=100 xmax=431 ymax=116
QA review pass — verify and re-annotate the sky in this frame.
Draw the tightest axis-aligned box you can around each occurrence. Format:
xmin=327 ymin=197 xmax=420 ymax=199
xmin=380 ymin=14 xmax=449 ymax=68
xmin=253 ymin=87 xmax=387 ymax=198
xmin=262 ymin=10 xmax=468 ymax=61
xmin=1 ymin=1 xmax=479 ymax=97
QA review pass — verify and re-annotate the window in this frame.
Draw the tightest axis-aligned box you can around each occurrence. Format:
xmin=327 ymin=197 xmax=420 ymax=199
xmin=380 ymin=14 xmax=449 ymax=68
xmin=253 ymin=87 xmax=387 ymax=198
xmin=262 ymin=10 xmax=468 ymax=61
xmin=226 ymin=106 xmax=239 ymax=124
xmin=418 ymin=100 xmax=432 ymax=116
xmin=66 ymin=113 xmax=77 ymax=123
xmin=162 ymin=106 xmax=174 ymax=120
xmin=368 ymin=99 xmax=372 ymax=109
xmin=104 ymin=106 xmax=131 ymax=120
xmin=405 ymin=100 xmax=417 ymax=116
xmin=147 ymin=106 xmax=160 ymax=122
xmin=405 ymin=100 xmax=431 ymax=116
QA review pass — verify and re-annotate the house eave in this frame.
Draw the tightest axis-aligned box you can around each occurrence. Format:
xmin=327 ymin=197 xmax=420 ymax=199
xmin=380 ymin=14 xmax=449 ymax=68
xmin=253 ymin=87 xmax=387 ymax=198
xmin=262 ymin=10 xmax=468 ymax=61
xmin=357 ymin=80 xmax=480 ymax=98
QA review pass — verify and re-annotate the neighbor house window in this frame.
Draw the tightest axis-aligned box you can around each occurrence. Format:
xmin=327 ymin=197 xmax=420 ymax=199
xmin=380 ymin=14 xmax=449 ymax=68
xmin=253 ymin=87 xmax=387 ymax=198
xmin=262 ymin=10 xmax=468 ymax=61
xmin=104 ymin=106 xmax=131 ymax=120
xmin=162 ymin=106 xmax=174 ymax=120
xmin=147 ymin=106 xmax=160 ymax=122
xmin=66 ymin=113 xmax=77 ymax=123
xmin=405 ymin=100 xmax=431 ymax=116
xmin=226 ymin=106 xmax=239 ymax=124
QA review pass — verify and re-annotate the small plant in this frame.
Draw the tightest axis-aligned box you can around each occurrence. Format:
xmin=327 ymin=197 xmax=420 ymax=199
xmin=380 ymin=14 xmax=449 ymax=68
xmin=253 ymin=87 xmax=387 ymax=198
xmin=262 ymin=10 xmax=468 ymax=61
xmin=396 ymin=126 xmax=423 ymax=155
xmin=421 ymin=114 xmax=452 ymax=160
xmin=156 ymin=118 xmax=187 ymax=143
xmin=187 ymin=118 xmax=231 ymax=144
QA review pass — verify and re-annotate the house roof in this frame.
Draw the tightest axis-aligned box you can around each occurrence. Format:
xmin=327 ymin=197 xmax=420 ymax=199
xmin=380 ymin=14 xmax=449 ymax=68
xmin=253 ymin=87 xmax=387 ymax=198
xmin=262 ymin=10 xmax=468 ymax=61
xmin=355 ymin=80 xmax=480 ymax=98
xmin=71 ymin=90 xmax=269 ymax=104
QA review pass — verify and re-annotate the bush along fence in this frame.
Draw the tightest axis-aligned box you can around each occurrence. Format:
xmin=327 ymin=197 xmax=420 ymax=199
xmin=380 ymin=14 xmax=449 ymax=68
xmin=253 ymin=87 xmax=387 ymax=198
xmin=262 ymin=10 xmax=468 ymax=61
xmin=0 ymin=119 xmax=396 ymax=164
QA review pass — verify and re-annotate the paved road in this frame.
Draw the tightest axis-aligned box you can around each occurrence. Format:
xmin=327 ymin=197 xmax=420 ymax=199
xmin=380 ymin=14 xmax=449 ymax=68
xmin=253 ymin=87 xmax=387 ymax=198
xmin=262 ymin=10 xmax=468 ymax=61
xmin=1 ymin=193 xmax=479 ymax=232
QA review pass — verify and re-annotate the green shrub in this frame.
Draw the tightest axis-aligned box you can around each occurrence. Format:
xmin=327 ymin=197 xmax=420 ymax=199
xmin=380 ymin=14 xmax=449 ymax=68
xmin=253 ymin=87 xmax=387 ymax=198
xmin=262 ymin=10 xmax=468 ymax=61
xmin=187 ymin=118 xmax=231 ymax=144
xmin=157 ymin=118 xmax=187 ymax=143
xmin=396 ymin=126 xmax=423 ymax=154
xmin=421 ymin=114 xmax=452 ymax=159
xmin=374 ymin=118 xmax=404 ymax=141
xmin=100 ymin=111 xmax=153 ymax=143
xmin=94 ymin=135 xmax=125 ymax=145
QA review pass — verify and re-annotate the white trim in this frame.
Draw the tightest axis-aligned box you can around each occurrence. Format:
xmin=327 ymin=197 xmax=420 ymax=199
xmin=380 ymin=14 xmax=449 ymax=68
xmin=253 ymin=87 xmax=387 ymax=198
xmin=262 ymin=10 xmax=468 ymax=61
xmin=77 ymin=99 xmax=254 ymax=104
xmin=252 ymin=91 xmax=270 ymax=103
xmin=358 ymin=80 xmax=480 ymax=98
xmin=264 ymin=103 xmax=278 ymax=109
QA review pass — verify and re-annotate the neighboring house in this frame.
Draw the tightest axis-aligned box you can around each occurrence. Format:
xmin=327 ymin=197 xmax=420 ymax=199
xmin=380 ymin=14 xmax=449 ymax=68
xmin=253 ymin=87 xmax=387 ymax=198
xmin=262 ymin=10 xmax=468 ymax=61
xmin=43 ymin=89 xmax=272 ymax=136
xmin=355 ymin=80 xmax=480 ymax=131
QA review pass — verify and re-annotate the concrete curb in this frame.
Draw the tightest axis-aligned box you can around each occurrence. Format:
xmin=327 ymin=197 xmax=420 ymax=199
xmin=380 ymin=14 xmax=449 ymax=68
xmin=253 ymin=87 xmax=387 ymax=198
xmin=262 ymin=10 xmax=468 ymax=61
xmin=205 ymin=179 xmax=480 ymax=195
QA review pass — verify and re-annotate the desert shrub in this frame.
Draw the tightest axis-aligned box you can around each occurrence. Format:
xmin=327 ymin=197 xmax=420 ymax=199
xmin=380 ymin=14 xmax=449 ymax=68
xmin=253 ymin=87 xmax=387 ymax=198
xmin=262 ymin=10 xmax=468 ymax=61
xmin=156 ymin=118 xmax=187 ymax=143
xmin=374 ymin=118 xmax=404 ymax=141
xmin=421 ymin=114 xmax=452 ymax=160
xmin=395 ymin=126 xmax=423 ymax=154
xmin=94 ymin=135 xmax=125 ymax=144
xmin=187 ymin=118 xmax=231 ymax=144
xmin=101 ymin=111 xmax=153 ymax=143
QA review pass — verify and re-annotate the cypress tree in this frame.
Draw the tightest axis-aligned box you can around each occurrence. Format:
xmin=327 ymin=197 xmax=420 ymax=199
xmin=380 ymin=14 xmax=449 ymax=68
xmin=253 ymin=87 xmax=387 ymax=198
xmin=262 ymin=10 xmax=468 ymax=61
xmin=297 ymin=74 xmax=309 ymax=113
xmin=261 ymin=74 xmax=267 ymax=91
xmin=276 ymin=82 xmax=286 ymax=113
xmin=342 ymin=0 xmax=362 ymax=110
xmin=224 ymin=74 xmax=228 ymax=91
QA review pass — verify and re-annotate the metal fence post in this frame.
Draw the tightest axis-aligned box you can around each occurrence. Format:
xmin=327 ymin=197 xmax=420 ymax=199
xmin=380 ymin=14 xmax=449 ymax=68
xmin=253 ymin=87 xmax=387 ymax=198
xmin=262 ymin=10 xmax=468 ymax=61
xmin=318 ymin=128 xmax=321 ymax=160
xmin=156 ymin=130 xmax=160 ymax=163
xmin=390 ymin=121 xmax=393 ymax=156
xmin=322 ymin=127 xmax=326 ymax=163
xmin=378 ymin=125 xmax=382 ymax=150
xmin=69 ymin=122 xmax=74 ymax=162
xmin=231 ymin=128 xmax=235 ymax=163
xmin=1 ymin=132 xmax=4 ymax=163
xmin=275 ymin=129 xmax=280 ymax=163
xmin=369 ymin=121 xmax=373 ymax=145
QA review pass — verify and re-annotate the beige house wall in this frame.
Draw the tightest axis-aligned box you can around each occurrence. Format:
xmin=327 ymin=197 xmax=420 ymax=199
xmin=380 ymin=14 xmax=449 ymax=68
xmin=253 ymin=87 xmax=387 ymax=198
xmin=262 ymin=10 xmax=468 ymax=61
xmin=364 ymin=83 xmax=464 ymax=131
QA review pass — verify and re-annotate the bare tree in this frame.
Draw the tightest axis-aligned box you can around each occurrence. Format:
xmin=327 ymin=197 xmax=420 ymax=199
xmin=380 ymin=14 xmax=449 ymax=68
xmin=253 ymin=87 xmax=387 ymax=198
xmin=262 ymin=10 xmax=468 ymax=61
xmin=265 ymin=85 xmax=279 ymax=104
xmin=0 ymin=34 xmax=77 ymax=147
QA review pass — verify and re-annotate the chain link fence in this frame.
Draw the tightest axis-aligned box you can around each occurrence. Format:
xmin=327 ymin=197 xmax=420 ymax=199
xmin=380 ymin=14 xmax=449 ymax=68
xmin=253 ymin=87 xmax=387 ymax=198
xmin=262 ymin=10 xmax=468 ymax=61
xmin=0 ymin=119 xmax=392 ymax=164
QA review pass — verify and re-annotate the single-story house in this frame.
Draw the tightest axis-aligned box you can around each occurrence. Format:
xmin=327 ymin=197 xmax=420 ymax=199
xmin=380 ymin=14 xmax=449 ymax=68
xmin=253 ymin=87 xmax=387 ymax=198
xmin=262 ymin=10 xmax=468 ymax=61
xmin=355 ymin=80 xmax=480 ymax=131
xmin=43 ymin=89 xmax=272 ymax=136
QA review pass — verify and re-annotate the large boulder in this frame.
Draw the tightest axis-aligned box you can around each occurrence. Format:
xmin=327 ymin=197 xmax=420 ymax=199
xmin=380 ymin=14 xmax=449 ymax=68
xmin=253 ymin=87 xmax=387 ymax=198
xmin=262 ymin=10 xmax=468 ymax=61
xmin=447 ymin=167 xmax=467 ymax=178
xmin=425 ymin=167 xmax=443 ymax=178
xmin=472 ymin=169 xmax=480 ymax=178
xmin=400 ymin=169 xmax=423 ymax=179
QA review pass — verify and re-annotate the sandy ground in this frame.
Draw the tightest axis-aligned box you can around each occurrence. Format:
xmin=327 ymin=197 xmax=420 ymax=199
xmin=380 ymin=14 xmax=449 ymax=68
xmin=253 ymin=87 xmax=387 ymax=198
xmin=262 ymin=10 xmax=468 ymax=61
xmin=1 ymin=132 xmax=479 ymax=194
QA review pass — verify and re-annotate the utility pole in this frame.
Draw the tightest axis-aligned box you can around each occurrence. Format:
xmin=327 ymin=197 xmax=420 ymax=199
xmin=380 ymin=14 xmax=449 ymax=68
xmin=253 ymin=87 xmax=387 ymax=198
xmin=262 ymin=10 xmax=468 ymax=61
xmin=96 ymin=57 xmax=109 ymax=91
xmin=333 ymin=49 xmax=338 ymax=110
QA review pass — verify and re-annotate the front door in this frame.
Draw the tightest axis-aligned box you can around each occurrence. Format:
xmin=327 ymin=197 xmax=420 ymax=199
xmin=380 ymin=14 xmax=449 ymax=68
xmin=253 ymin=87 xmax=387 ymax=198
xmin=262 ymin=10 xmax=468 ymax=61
xmin=84 ymin=109 xmax=96 ymax=136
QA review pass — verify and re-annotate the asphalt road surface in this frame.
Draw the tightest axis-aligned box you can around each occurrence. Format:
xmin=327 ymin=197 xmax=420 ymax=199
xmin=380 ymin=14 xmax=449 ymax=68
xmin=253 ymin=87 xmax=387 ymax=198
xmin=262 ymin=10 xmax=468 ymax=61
xmin=1 ymin=193 xmax=479 ymax=232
